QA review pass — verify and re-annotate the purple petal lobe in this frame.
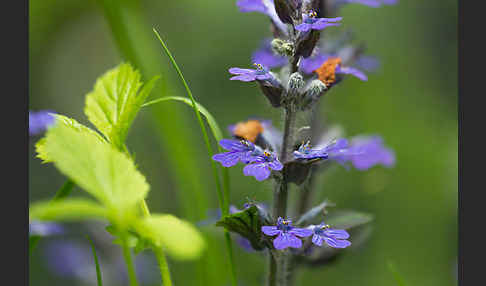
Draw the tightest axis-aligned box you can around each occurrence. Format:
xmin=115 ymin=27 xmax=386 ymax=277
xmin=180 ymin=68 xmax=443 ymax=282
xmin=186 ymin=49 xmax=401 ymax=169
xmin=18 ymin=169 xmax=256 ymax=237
xmin=295 ymin=23 xmax=311 ymax=32
xmin=289 ymin=228 xmax=313 ymax=238
xmin=273 ymin=233 xmax=302 ymax=249
xmin=337 ymin=66 xmax=368 ymax=81
xmin=323 ymin=236 xmax=351 ymax=248
xmin=243 ymin=163 xmax=271 ymax=181
xmin=230 ymin=74 xmax=257 ymax=82
xmin=262 ymin=226 xmax=281 ymax=236
xmin=325 ymin=229 xmax=350 ymax=239
xmin=268 ymin=159 xmax=283 ymax=171
xmin=228 ymin=67 xmax=254 ymax=75
xmin=212 ymin=152 xmax=241 ymax=167
xmin=312 ymin=234 xmax=323 ymax=246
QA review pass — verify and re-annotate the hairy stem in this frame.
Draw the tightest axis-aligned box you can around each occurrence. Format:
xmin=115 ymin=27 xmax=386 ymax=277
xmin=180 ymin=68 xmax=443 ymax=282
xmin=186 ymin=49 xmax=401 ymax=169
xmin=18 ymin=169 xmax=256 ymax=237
xmin=268 ymin=106 xmax=297 ymax=286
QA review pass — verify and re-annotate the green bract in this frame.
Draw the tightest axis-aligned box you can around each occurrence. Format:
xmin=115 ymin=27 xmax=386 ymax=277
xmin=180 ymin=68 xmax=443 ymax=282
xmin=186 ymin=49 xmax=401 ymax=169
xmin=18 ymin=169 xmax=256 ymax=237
xmin=84 ymin=62 xmax=159 ymax=151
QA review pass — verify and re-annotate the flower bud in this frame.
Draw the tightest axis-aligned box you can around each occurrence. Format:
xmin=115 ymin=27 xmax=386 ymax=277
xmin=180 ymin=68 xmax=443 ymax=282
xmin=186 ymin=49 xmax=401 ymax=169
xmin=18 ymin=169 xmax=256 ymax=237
xmin=288 ymin=72 xmax=305 ymax=95
xmin=300 ymin=79 xmax=327 ymax=110
xmin=271 ymin=38 xmax=295 ymax=57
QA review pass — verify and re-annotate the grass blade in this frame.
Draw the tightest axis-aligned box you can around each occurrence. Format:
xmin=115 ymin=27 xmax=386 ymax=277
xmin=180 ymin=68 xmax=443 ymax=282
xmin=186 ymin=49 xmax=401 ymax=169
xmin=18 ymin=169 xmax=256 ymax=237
xmin=151 ymin=28 xmax=237 ymax=286
xmin=87 ymin=235 xmax=104 ymax=286
xmin=387 ymin=260 xmax=408 ymax=286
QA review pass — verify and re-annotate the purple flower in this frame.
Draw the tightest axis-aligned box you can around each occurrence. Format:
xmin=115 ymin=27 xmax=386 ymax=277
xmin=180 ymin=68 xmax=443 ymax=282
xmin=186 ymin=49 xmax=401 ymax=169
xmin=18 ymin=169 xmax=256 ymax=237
xmin=299 ymin=53 xmax=332 ymax=74
xmin=310 ymin=222 xmax=351 ymax=248
xmin=252 ymin=39 xmax=287 ymax=69
xmin=262 ymin=217 xmax=313 ymax=250
xmin=243 ymin=150 xmax=283 ymax=181
xmin=295 ymin=11 xmax=342 ymax=32
xmin=29 ymin=110 xmax=55 ymax=136
xmin=29 ymin=221 xmax=64 ymax=236
xmin=236 ymin=0 xmax=288 ymax=33
xmin=293 ymin=138 xmax=353 ymax=161
xmin=229 ymin=63 xmax=273 ymax=82
xmin=212 ymin=139 xmax=260 ymax=167
xmin=336 ymin=0 xmax=398 ymax=8
xmin=340 ymin=135 xmax=395 ymax=170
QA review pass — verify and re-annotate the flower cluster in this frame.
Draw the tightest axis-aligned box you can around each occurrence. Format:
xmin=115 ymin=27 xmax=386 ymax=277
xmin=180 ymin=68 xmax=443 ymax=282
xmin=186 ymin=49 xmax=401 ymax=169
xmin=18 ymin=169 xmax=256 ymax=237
xmin=261 ymin=217 xmax=350 ymax=250
xmin=213 ymin=119 xmax=395 ymax=181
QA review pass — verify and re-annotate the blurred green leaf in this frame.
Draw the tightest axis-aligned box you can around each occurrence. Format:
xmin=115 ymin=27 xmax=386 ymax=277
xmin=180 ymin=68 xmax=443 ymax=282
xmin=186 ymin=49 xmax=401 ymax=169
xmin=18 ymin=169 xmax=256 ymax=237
xmin=296 ymin=199 xmax=335 ymax=225
xmin=325 ymin=210 xmax=374 ymax=230
xmin=85 ymin=62 xmax=159 ymax=150
xmin=39 ymin=116 xmax=149 ymax=221
xmin=29 ymin=199 xmax=108 ymax=221
xmin=216 ymin=205 xmax=270 ymax=251
xmin=134 ymin=214 xmax=206 ymax=260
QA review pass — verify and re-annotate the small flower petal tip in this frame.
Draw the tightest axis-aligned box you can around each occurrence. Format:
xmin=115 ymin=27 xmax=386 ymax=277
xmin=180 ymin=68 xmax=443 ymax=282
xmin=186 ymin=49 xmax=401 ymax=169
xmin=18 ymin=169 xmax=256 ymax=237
xmin=310 ymin=222 xmax=351 ymax=248
xmin=29 ymin=110 xmax=56 ymax=136
xmin=262 ymin=217 xmax=313 ymax=250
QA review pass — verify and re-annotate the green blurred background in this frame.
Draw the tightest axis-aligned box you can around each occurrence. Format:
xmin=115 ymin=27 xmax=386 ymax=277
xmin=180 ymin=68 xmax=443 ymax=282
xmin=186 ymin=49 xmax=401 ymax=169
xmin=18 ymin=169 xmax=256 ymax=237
xmin=29 ymin=0 xmax=457 ymax=285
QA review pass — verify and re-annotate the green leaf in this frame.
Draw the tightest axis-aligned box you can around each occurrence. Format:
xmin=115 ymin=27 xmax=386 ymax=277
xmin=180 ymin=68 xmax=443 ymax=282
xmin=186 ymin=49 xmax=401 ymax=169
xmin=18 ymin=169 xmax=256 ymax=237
xmin=216 ymin=205 xmax=270 ymax=251
xmin=39 ymin=116 xmax=149 ymax=219
xmin=35 ymin=115 xmax=106 ymax=163
xmin=134 ymin=214 xmax=206 ymax=260
xmin=29 ymin=199 xmax=108 ymax=222
xmin=325 ymin=210 xmax=374 ymax=230
xmin=85 ymin=62 xmax=159 ymax=150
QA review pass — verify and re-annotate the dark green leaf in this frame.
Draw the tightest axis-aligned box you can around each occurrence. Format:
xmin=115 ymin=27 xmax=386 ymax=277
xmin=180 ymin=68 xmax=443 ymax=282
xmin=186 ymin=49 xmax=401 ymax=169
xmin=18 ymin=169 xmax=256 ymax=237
xmin=216 ymin=205 xmax=271 ymax=251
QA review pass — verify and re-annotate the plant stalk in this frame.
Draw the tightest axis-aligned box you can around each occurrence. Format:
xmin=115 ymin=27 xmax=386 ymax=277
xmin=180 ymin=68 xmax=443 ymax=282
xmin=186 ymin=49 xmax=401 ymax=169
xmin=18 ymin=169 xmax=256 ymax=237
xmin=154 ymin=246 xmax=173 ymax=286
xmin=268 ymin=106 xmax=297 ymax=286
xmin=121 ymin=236 xmax=139 ymax=286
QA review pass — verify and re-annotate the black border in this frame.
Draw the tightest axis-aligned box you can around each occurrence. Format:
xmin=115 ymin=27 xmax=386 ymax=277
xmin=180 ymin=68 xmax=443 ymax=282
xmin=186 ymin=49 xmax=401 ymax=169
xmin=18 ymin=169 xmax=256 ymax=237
xmin=2 ymin=0 xmax=28 ymax=285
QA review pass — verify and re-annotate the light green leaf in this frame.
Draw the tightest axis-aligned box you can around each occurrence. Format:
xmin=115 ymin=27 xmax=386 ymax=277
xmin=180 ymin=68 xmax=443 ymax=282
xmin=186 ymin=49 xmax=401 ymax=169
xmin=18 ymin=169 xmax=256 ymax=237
xmin=29 ymin=199 xmax=108 ymax=222
xmin=84 ymin=63 xmax=159 ymax=150
xmin=36 ymin=115 xmax=106 ymax=163
xmin=40 ymin=115 xmax=149 ymax=218
xmin=134 ymin=214 xmax=206 ymax=260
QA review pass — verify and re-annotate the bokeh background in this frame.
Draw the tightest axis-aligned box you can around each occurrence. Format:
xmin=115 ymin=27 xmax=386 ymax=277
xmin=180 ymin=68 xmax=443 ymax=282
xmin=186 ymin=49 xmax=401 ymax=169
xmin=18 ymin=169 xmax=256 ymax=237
xmin=29 ymin=0 xmax=457 ymax=285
